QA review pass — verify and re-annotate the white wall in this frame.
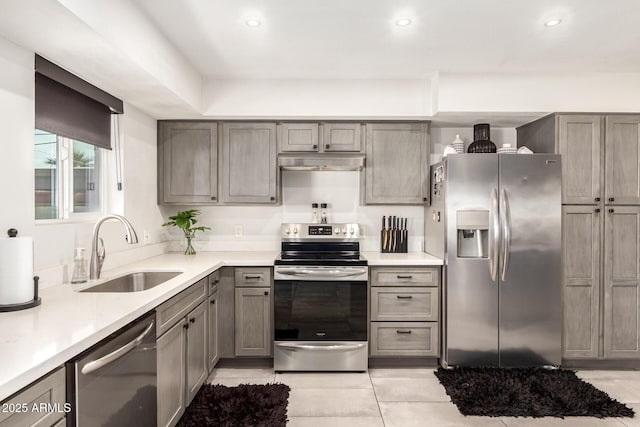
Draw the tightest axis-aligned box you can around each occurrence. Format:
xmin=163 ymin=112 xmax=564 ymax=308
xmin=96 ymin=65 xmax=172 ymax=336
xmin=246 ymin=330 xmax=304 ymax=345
xmin=161 ymin=171 xmax=425 ymax=253
xmin=0 ymin=36 xmax=168 ymax=289
xmin=202 ymin=79 xmax=433 ymax=119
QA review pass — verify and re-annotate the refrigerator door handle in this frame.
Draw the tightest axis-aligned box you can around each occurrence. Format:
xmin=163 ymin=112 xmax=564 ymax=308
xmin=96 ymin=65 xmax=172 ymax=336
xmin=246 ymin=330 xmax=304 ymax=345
xmin=500 ymin=189 xmax=512 ymax=281
xmin=489 ymin=188 xmax=500 ymax=281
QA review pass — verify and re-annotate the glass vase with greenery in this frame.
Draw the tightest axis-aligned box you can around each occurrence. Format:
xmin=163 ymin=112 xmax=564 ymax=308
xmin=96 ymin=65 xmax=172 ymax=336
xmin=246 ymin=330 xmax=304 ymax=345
xmin=162 ymin=209 xmax=211 ymax=255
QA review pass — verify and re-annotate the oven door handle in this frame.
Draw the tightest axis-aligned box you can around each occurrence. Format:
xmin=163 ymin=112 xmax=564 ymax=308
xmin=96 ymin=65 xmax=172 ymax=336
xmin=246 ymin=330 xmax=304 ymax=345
xmin=276 ymin=267 xmax=367 ymax=277
xmin=276 ymin=342 xmax=367 ymax=351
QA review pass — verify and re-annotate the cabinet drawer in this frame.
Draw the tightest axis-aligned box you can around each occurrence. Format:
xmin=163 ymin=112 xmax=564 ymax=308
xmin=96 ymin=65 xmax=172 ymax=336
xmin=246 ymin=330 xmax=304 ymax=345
xmin=208 ymin=270 xmax=221 ymax=295
xmin=371 ymin=287 xmax=438 ymax=321
xmin=0 ymin=367 xmax=65 ymax=427
xmin=157 ymin=278 xmax=207 ymax=336
xmin=235 ymin=267 xmax=272 ymax=287
xmin=371 ymin=267 xmax=439 ymax=287
xmin=370 ymin=322 xmax=438 ymax=357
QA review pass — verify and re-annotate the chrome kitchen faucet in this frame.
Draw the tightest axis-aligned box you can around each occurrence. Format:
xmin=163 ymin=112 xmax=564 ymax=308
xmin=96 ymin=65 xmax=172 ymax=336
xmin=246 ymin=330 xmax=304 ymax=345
xmin=90 ymin=215 xmax=139 ymax=279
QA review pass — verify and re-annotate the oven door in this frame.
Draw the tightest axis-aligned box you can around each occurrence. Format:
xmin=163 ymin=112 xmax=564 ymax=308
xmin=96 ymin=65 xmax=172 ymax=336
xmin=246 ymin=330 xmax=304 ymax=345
xmin=274 ymin=266 xmax=368 ymax=342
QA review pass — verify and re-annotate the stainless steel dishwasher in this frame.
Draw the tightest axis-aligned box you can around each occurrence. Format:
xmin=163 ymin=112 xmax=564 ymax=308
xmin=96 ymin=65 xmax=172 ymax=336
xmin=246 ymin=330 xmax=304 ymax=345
xmin=67 ymin=312 xmax=157 ymax=426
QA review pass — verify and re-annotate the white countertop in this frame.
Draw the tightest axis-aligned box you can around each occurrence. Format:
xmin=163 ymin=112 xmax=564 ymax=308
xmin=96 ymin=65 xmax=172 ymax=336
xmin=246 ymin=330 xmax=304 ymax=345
xmin=362 ymin=251 xmax=443 ymax=266
xmin=0 ymin=249 xmax=442 ymax=401
xmin=0 ymin=251 xmax=276 ymax=401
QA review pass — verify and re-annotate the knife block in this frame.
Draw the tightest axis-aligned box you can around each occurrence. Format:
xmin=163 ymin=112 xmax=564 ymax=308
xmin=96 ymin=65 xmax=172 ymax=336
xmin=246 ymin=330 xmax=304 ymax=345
xmin=380 ymin=217 xmax=408 ymax=253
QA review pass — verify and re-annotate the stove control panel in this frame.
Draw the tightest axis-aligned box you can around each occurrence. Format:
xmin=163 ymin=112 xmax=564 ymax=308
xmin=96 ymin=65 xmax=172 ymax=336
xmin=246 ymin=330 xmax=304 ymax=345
xmin=281 ymin=223 xmax=360 ymax=240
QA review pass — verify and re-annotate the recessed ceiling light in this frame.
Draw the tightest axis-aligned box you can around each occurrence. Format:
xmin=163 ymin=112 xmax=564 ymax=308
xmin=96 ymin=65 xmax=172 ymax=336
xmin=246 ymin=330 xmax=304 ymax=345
xmin=395 ymin=18 xmax=412 ymax=27
xmin=245 ymin=19 xmax=262 ymax=27
xmin=544 ymin=18 xmax=562 ymax=27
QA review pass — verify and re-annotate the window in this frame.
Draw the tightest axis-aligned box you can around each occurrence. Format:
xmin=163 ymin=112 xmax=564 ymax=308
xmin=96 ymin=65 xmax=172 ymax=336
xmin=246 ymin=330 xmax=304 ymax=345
xmin=34 ymin=130 xmax=105 ymax=220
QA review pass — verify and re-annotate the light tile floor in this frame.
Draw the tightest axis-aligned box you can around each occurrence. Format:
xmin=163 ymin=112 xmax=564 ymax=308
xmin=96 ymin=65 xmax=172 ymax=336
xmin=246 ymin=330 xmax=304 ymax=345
xmin=206 ymin=368 xmax=640 ymax=426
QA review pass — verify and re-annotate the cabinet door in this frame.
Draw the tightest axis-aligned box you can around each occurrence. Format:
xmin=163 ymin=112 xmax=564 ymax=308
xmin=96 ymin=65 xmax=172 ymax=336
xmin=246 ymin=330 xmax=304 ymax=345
xmin=605 ymin=115 xmax=640 ymax=205
xmin=157 ymin=320 xmax=186 ymax=427
xmin=159 ymin=121 xmax=218 ymax=204
xmin=562 ymin=206 xmax=601 ymax=358
xmin=207 ymin=289 xmax=219 ymax=372
xmin=604 ymin=206 xmax=640 ymax=358
xmin=235 ymin=287 xmax=272 ymax=356
xmin=278 ymin=123 xmax=319 ymax=152
xmin=221 ymin=122 xmax=277 ymax=203
xmin=557 ymin=115 xmax=602 ymax=204
xmin=322 ymin=122 xmax=362 ymax=152
xmin=186 ymin=301 xmax=208 ymax=405
xmin=365 ymin=123 xmax=429 ymax=204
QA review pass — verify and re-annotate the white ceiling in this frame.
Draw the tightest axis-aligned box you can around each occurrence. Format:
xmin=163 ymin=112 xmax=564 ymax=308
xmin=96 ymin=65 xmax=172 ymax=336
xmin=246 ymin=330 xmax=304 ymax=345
xmin=135 ymin=0 xmax=640 ymax=79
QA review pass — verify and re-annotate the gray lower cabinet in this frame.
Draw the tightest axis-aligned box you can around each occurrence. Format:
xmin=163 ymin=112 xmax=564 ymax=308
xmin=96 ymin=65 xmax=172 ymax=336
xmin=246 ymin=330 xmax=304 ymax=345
xmin=186 ymin=301 xmax=208 ymax=405
xmin=369 ymin=266 xmax=440 ymax=357
xmin=221 ymin=122 xmax=277 ymax=203
xmin=364 ymin=123 xmax=429 ymax=204
xmin=157 ymin=320 xmax=186 ymax=427
xmin=207 ymin=288 xmax=219 ymax=372
xmin=604 ymin=206 xmax=640 ymax=358
xmin=562 ymin=206 xmax=601 ymax=358
xmin=235 ymin=287 xmax=272 ymax=356
xmin=0 ymin=367 xmax=65 ymax=427
xmin=157 ymin=280 xmax=208 ymax=427
xmin=158 ymin=121 xmax=218 ymax=204
xmin=605 ymin=115 xmax=640 ymax=205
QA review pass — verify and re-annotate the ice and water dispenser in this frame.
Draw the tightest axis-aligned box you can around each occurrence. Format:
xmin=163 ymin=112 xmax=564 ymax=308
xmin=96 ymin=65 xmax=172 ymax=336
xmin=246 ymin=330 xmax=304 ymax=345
xmin=456 ymin=210 xmax=489 ymax=258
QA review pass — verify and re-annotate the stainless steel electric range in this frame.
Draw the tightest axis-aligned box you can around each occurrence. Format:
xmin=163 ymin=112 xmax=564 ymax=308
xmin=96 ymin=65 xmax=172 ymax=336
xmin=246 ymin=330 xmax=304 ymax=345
xmin=274 ymin=223 xmax=368 ymax=372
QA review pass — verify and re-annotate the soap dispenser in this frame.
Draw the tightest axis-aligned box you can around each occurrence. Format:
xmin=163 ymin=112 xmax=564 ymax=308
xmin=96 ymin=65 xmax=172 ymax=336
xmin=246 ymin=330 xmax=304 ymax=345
xmin=71 ymin=247 xmax=88 ymax=283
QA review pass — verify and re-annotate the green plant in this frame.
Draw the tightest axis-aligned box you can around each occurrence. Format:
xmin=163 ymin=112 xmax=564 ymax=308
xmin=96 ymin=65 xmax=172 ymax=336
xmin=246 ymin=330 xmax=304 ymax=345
xmin=162 ymin=210 xmax=211 ymax=255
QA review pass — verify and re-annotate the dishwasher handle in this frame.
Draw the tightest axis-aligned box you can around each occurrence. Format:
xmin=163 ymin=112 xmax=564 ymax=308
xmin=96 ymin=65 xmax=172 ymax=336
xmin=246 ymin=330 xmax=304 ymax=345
xmin=81 ymin=320 xmax=154 ymax=375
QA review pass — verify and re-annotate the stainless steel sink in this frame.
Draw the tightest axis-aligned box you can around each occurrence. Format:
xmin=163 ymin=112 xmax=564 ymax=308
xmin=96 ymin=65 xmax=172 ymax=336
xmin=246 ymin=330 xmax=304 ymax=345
xmin=80 ymin=271 xmax=182 ymax=293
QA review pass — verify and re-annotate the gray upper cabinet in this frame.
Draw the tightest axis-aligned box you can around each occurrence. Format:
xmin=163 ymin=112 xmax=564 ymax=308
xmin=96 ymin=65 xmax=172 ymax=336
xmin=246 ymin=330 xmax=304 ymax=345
xmin=562 ymin=206 xmax=601 ymax=359
xmin=158 ymin=121 xmax=218 ymax=204
xmin=235 ymin=287 xmax=272 ymax=356
xmin=221 ymin=122 xmax=277 ymax=203
xmin=605 ymin=115 xmax=640 ymax=205
xmin=322 ymin=122 xmax=362 ymax=152
xmin=364 ymin=122 xmax=429 ymax=204
xmin=557 ymin=115 xmax=603 ymax=205
xmin=278 ymin=122 xmax=319 ymax=152
xmin=604 ymin=206 xmax=640 ymax=358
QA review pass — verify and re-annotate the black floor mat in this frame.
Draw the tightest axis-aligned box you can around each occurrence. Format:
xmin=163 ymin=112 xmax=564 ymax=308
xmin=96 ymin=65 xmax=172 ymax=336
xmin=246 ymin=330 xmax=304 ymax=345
xmin=434 ymin=367 xmax=634 ymax=418
xmin=177 ymin=383 xmax=290 ymax=427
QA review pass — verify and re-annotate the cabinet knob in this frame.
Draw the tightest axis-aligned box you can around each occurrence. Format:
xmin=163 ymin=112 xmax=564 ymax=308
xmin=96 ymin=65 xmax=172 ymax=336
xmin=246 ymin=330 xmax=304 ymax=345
xmin=609 ymin=197 xmax=615 ymax=202
xmin=609 ymin=208 xmax=615 ymax=213
xmin=595 ymin=208 xmax=601 ymax=213
xmin=312 ymin=144 xmax=318 ymax=149
xmin=264 ymin=291 xmax=269 ymax=296
xmin=595 ymin=197 xmax=601 ymax=202
xmin=189 ymin=317 xmax=196 ymax=324
xmin=183 ymin=324 xmax=189 ymax=330
xmin=210 ymin=299 xmax=216 ymax=305
xmin=270 ymin=196 xmax=275 ymax=201
xmin=211 ymin=196 xmax=216 ymax=201
xmin=325 ymin=144 xmax=330 ymax=149
xmin=423 ymin=197 xmax=428 ymax=202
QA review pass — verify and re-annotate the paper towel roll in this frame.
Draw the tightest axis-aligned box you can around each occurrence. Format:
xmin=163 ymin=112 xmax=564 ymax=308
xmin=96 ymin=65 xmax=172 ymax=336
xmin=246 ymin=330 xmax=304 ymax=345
xmin=0 ymin=237 xmax=34 ymax=305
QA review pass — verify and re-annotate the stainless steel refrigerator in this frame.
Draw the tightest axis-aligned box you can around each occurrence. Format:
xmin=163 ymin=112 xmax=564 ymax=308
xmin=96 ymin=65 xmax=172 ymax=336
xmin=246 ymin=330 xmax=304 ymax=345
xmin=425 ymin=154 xmax=562 ymax=367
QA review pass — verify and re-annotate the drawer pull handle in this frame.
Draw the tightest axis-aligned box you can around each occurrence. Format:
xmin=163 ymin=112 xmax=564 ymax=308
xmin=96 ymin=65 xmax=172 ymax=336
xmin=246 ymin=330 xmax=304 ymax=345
xmin=397 ymin=275 xmax=413 ymax=279
xmin=396 ymin=295 xmax=413 ymax=299
xmin=245 ymin=275 xmax=262 ymax=279
xmin=396 ymin=330 xmax=412 ymax=334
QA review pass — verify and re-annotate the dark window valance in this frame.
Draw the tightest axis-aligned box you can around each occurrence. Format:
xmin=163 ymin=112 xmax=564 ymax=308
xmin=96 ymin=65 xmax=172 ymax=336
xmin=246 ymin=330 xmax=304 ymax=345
xmin=35 ymin=55 xmax=123 ymax=150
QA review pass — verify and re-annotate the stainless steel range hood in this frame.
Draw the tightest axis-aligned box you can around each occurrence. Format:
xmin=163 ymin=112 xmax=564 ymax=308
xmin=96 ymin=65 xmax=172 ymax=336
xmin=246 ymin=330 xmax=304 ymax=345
xmin=278 ymin=154 xmax=365 ymax=171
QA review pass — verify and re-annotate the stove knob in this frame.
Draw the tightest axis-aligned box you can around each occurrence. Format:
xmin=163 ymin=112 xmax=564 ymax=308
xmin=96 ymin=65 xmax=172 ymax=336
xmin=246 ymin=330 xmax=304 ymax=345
xmin=293 ymin=227 xmax=298 ymax=235
xmin=341 ymin=227 xmax=347 ymax=234
xmin=285 ymin=227 xmax=291 ymax=235
xmin=334 ymin=228 xmax=340 ymax=235
xmin=349 ymin=228 xmax=355 ymax=235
